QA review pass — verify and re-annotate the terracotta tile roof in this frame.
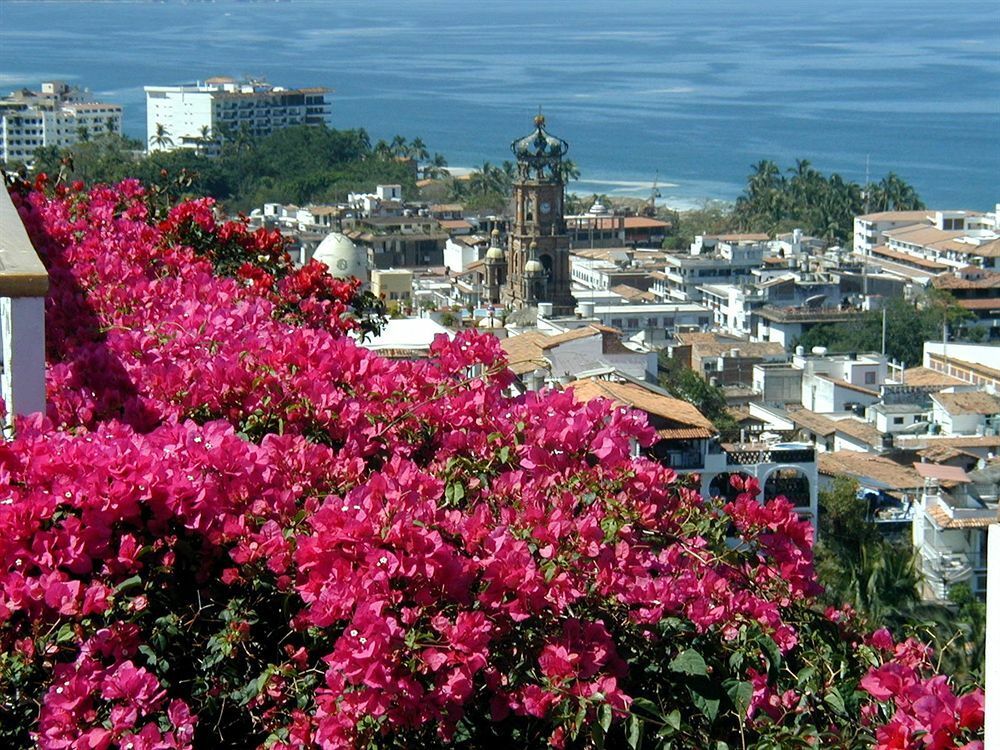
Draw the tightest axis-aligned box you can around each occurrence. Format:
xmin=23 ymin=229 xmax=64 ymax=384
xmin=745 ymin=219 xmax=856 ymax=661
xmin=965 ymin=238 xmax=1000 ymax=259
xmin=439 ymin=219 xmax=473 ymax=231
xmin=676 ymin=332 xmax=785 ymax=359
xmin=786 ymin=407 xmax=838 ymax=436
xmin=956 ymin=298 xmax=1000 ymax=311
xmin=917 ymin=445 xmax=978 ymax=463
xmin=834 ymin=418 xmax=883 ymax=446
xmin=818 ymin=451 xmax=924 ymax=491
xmin=621 ymin=216 xmax=670 ymax=229
xmin=532 ymin=326 xmax=605 ymax=350
xmin=499 ymin=332 xmax=553 ymax=375
xmin=500 ymin=326 xmax=610 ymax=375
xmin=857 ymin=210 xmax=933 ymax=222
xmin=884 ymin=224 xmax=964 ymax=245
xmin=933 ymin=270 xmax=1000 ymax=290
xmin=913 ymin=462 xmax=971 ymax=483
xmin=609 ymin=284 xmax=656 ymax=302
xmin=871 ymin=245 xmax=949 ymax=271
xmin=568 ymin=379 xmax=715 ymax=431
xmin=901 ymin=366 xmax=965 ymax=387
xmin=656 ymin=427 xmax=716 ymax=439
xmin=932 ymin=391 xmax=1000 ymax=416
xmin=927 ymin=504 xmax=998 ymax=529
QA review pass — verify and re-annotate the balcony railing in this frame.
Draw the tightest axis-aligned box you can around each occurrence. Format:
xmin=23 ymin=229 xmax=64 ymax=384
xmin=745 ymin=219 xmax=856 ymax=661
xmin=725 ymin=444 xmax=815 ymax=466
xmin=0 ymin=185 xmax=48 ymax=428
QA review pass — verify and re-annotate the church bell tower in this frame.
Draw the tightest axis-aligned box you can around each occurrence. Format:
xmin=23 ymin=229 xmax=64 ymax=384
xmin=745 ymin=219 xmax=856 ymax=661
xmin=503 ymin=115 xmax=575 ymax=315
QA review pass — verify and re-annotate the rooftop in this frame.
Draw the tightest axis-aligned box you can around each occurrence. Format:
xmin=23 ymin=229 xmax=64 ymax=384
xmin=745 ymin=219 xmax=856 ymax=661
xmin=931 ymin=391 xmax=1000 ymax=416
xmin=818 ymin=452 xmax=924 ymax=492
xmin=567 ymin=378 xmax=715 ymax=435
xmin=901 ymin=366 xmax=966 ymax=388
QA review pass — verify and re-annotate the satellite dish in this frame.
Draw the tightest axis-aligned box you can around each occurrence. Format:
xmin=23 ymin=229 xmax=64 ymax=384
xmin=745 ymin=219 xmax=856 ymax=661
xmin=804 ymin=294 xmax=827 ymax=308
xmin=900 ymin=421 xmax=930 ymax=435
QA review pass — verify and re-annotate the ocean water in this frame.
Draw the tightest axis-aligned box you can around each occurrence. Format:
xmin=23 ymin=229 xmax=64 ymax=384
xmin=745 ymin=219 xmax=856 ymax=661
xmin=0 ymin=0 xmax=997 ymax=209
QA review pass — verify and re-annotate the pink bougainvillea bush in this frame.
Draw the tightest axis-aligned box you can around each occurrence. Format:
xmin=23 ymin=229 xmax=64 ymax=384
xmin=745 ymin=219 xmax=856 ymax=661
xmin=0 ymin=178 xmax=984 ymax=749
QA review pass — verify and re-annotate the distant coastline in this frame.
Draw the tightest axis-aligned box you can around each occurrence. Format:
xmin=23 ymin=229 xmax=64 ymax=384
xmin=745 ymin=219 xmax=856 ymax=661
xmin=1 ymin=0 xmax=997 ymax=209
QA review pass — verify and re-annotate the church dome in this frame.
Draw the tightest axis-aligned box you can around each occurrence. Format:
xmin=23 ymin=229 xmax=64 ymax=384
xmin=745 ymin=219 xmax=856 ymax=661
xmin=510 ymin=114 xmax=568 ymax=164
xmin=485 ymin=245 xmax=505 ymax=261
xmin=313 ymin=232 xmax=368 ymax=282
xmin=524 ymin=258 xmax=545 ymax=276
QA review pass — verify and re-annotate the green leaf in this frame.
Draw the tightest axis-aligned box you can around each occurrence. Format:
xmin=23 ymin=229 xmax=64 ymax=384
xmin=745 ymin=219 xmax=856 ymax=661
xmin=626 ymin=714 xmax=643 ymax=749
xmin=690 ymin=689 xmax=721 ymax=722
xmin=599 ymin=702 xmax=613 ymax=733
xmin=113 ymin=574 xmax=143 ymax=594
xmin=725 ymin=679 xmax=753 ymax=716
xmin=824 ymin=688 xmax=846 ymax=716
xmin=669 ymin=649 xmax=707 ymax=676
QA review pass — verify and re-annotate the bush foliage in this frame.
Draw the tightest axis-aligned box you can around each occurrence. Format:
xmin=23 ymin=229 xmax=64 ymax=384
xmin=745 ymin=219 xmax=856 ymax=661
xmin=0 ymin=177 xmax=984 ymax=749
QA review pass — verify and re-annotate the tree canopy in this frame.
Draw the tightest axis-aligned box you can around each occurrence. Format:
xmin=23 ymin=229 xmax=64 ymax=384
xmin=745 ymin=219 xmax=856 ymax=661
xmin=19 ymin=125 xmax=427 ymax=212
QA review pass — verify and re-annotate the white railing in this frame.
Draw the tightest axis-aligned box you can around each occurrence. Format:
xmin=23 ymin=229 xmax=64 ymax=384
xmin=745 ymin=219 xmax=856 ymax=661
xmin=0 ymin=185 xmax=48 ymax=430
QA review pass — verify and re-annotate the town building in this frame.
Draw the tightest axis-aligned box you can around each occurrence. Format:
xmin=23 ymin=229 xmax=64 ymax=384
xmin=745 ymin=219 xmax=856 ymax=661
xmin=564 ymin=377 xmax=818 ymax=527
xmin=669 ymin=332 xmax=785 ymax=386
xmin=910 ymin=462 xmax=995 ymax=600
xmin=651 ymin=240 xmax=766 ymax=304
xmin=1 ymin=81 xmax=122 ymax=166
xmin=371 ymin=269 xmax=414 ymax=310
xmin=932 ymin=266 xmax=1000 ymax=338
xmin=922 ymin=341 xmax=1000 ymax=392
xmin=500 ymin=326 xmax=657 ymax=389
xmin=344 ymin=216 xmax=448 ymax=269
xmin=854 ymin=205 xmax=1000 ymax=273
xmin=144 ymin=76 xmax=329 ymax=153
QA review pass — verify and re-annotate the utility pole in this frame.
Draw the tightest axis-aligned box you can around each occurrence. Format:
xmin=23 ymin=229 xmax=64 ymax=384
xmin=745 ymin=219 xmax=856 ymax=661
xmin=881 ymin=305 xmax=887 ymax=356
xmin=862 ymin=154 xmax=870 ymax=297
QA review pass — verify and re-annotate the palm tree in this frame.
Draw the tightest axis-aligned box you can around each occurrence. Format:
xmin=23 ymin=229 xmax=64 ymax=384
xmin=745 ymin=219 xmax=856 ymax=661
xmin=424 ymin=152 xmax=449 ymax=179
xmin=196 ymin=125 xmax=215 ymax=156
xmin=407 ymin=137 xmax=429 ymax=162
xmin=389 ymin=134 xmax=408 ymax=158
xmin=874 ymin=172 xmax=925 ymax=212
xmin=556 ymin=159 xmax=580 ymax=184
xmin=76 ymin=125 xmax=90 ymax=143
xmin=149 ymin=123 xmax=173 ymax=151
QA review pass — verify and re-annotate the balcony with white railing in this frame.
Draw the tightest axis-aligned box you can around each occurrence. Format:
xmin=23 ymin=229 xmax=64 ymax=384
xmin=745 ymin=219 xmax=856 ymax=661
xmin=0 ymin=184 xmax=48 ymax=430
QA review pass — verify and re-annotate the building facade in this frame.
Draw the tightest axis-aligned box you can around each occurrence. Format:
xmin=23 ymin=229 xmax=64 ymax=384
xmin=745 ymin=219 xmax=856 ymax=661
xmin=1 ymin=81 xmax=122 ymax=166
xmin=503 ymin=115 xmax=576 ymax=315
xmin=144 ymin=77 xmax=329 ymax=153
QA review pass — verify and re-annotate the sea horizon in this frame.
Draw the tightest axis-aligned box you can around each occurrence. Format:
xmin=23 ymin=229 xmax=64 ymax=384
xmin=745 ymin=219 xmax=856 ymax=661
xmin=0 ymin=0 xmax=997 ymax=211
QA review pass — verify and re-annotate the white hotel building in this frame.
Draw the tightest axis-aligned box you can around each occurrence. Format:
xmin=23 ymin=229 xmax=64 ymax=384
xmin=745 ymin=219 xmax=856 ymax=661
xmin=144 ymin=77 xmax=330 ymax=153
xmin=0 ymin=81 xmax=122 ymax=166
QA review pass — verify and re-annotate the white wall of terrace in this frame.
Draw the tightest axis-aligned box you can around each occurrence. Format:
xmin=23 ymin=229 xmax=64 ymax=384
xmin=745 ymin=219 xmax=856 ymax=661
xmin=0 ymin=185 xmax=48 ymax=430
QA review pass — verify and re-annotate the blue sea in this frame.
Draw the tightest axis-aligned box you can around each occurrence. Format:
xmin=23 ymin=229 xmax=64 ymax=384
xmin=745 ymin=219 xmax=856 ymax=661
xmin=0 ymin=0 xmax=997 ymax=209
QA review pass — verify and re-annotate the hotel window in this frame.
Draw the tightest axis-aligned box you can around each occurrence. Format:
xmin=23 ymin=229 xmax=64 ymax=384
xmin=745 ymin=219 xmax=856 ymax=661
xmin=893 ymin=417 xmax=904 ymax=425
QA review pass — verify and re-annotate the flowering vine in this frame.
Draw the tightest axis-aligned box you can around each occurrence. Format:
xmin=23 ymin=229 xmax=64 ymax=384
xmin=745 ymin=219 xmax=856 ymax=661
xmin=0 ymin=177 xmax=984 ymax=749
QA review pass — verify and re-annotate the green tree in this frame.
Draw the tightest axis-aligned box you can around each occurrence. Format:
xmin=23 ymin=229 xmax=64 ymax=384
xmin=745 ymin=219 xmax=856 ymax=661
xmin=149 ymin=122 xmax=173 ymax=151
xmin=658 ymin=351 xmax=739 ymax=440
